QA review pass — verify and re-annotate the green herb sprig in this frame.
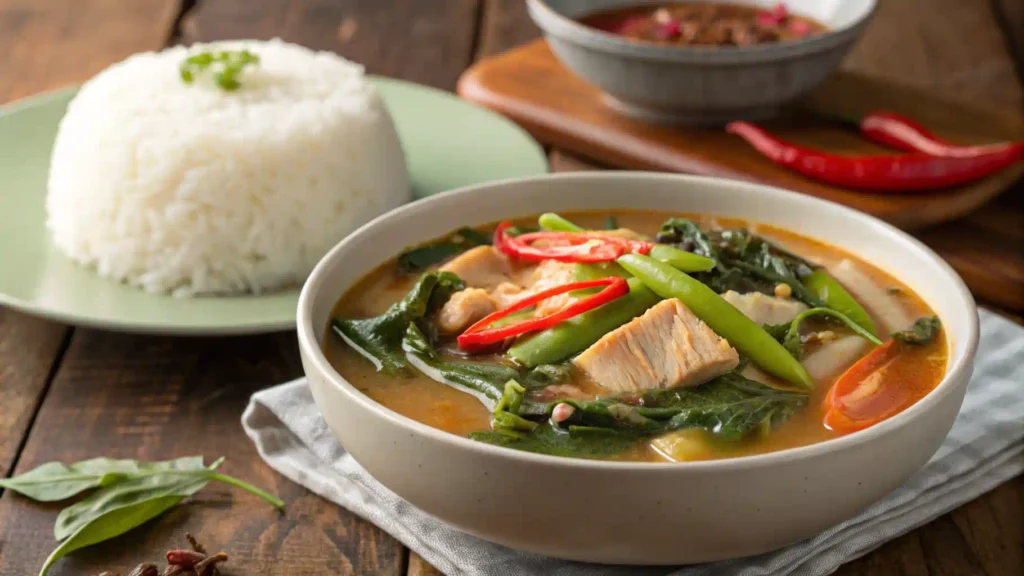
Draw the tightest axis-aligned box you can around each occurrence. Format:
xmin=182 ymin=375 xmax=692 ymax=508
xmin=0 ymin=456 xmax=282 ymax=575
xmin=180 ymin=49 xmax=260 ymax=91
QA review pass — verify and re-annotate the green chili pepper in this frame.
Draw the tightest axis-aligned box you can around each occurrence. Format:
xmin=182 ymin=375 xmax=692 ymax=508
xmin=538 ymin=213 xmax=585 ymax=232
xmin=802 ymin=271 xmax=877 ymax=337
xmin=617 ymin=254 xmax=814 ymax=390
xmin=508 ymin=277 xmax=660 ymax=367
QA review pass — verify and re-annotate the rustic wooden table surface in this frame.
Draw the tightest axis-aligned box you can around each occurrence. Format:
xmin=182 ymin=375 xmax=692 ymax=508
xmin=0 ymin=1 xmax=1021 ymax=575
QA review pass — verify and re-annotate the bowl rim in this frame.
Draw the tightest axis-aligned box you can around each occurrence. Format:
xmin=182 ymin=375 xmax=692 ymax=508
xmin=526 ymin=0 xmax=879 ymax=63
xmin=298 ymin=172 xmax=979 ymax=473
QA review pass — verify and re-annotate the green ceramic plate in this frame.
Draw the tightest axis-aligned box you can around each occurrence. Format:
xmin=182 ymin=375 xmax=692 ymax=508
xmin=0 ymin=77 xmax=547 ymax=335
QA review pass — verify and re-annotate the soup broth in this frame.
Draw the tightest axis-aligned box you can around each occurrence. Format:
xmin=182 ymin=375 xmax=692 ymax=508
xmin=325 ymin=211 xmax=946 ymax=463
xmin=580 ymin=2 xmax=828 ymax=47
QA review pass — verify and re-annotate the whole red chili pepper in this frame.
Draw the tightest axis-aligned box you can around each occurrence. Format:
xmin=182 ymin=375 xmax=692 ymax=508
xmin=860 ymin=111 xmax=1024 ymax=158
xmin=727 ymin=121 xmax=1024 ymax=192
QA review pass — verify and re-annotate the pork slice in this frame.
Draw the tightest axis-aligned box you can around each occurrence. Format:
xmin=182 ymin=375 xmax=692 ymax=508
xmin=722 ymin=291 xmax=808 ymax=325
xmin=802 ymin=335 xmax=871 ymax=382
xmin=436 ymin=288 xmax=497 ymax=333
xmin=573 ymin=299 xmax=739 ymax=394
xmin=522 ymin=260 xmax=578 ymax=316
xmin=440 ymin=246 xmax=514 ymax=290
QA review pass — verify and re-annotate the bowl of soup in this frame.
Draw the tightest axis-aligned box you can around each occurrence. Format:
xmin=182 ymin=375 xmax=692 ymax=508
xmin=297 ymin=173 xmax=977 ymax=564
xmin=527 ymin=0 xmax=877 ymax=124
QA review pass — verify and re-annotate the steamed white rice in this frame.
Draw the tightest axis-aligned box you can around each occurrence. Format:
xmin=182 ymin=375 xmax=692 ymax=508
xmin=46 ymin=39 xmax=410 ymax=296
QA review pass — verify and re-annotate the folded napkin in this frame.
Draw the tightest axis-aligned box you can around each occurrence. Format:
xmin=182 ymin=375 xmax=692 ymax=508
xmin=242 ymin=309 xmax=1023 ymax=576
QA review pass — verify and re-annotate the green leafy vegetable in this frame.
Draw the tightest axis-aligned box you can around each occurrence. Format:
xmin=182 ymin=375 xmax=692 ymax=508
xmin=402 ymin=324 xmax=571 ymax=407
xmin=766 ymin=307 xmax=883 ymax=358
xmin=0 ymin=456 xmax=203 ymax=502
xmin=1 ymin=456 xmax=282 ymax=576
xmin=656 ymin=219 xmax=824 ymax=307
xmin=892 ymin=316 xmax=942 ymax=345
xmin=471 ymin=372 xmax=808 ymax=457
xmin=605 ymin=216 xmax=619 ymax=230
xmin=332 ymin=272 xmax=463 ymax=375
xmin=179 ymin=49 xmax=260 ymax=91
xmin=396 ymin=227 xmax=491 ymax=272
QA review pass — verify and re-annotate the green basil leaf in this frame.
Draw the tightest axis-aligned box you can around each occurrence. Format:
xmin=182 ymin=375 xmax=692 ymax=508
xmin=53 ymin=459 xmax=220 ymax=541
xmin=39 ymin=495 xmax=184 ymax=576
xmin=0 ymin=456 xmax=204 ymax=502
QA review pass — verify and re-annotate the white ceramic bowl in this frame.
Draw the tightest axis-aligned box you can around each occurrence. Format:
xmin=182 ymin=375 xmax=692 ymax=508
xmin=298 ymin=173 xmax=978 ymax=565
xmin=528 ymin=0 xmax=877 ymax=124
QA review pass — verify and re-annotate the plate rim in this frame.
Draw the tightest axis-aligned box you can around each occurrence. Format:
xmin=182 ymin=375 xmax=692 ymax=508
xmin=0 ymin=79 xmax=547 ymax=335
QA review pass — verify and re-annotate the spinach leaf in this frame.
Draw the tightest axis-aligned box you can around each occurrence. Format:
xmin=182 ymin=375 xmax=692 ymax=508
xmin=766 ymin=307 xmax=883 ymax=358
xmin=0 ymin=456 xmax=204 ymax=502
xmin=656 ymin=217 xmax=718 ymax=259
xmin=333 ymin=272 xmax=464 ymax=376
xmin=892 ymin=316 xmax=942 ymax=345
xmin=402 ymin=323 xmax=573 ymax=409
xmin=396 ymin=227 xmax=491 ymax=272
xmin=403 ymin=323 xmax=518 ymax=406
xmin=558 ymin=373 xmax=808 ymax=441
xmin=470 ymin=425 xmax=640 ymax=459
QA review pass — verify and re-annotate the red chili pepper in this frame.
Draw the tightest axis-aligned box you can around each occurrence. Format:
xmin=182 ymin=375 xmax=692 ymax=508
xmin=727 ymin=121 xmax=1024 ymax=192
xmin=457 ymin=276 xmax=629 ymax=352
xmin=860 ymin=111 xmax=1024 ymax=159
xmin=493 ymin=222 xmax=652 ymax=263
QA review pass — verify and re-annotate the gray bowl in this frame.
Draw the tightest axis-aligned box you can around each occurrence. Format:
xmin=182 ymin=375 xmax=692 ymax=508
xmin=528 ymin=0 xmax=877 ymax=125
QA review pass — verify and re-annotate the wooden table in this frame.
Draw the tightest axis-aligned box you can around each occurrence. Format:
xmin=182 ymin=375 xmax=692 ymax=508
xmin=0 ymin=1 xmax=1021 ymax=574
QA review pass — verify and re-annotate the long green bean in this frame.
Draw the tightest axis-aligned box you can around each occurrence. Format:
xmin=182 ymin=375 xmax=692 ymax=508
xmin=617 ymin=254 xmax=814 ymax=390
xmin=649 ymin=245 xmax=716 ymax=272
xmin=538 ymin=213 xmax=585 ymax=232
xmin=802 ymin=271 xmax=877 ymax=337
xmin=507 ymin=277 xmax=660 ymax=367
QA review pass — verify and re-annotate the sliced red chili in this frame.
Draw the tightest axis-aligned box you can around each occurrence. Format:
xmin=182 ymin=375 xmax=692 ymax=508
xmin=457 ymin=276 xmax=629 ymax=352
xmin=493 ymin=221 xmax=653 ymax=263
xmin=727 ymin=121 xmax=1024 ymax=192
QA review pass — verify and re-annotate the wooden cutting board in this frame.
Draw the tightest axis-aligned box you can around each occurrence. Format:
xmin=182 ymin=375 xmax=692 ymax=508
xmin=457 ymin=40 xmax=1024 ymax=230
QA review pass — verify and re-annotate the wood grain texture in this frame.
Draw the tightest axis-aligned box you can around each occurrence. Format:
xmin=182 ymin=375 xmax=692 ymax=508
xmin=0 ymin=0 xmax=180 ymax=103
xmin=181 ymin=0 xmax=480 ymax=90
xmin=475 ymin=0 xmax=541 ymax=58
xmin=993 ymin=0 xmax=1023 ymax=76
xmin=457 ymin=41 xmax=1024 ymax=230
xmin=0 ymin=311 xmax=68 ymax=478
xmin=0 ymin=330 xmax=405 ymax=575
xmin=844 ymin=0 xmax=1022 ymax=109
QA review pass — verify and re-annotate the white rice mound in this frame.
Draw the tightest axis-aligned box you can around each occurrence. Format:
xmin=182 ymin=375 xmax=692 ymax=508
xmin=47 ymin=39 xmax=410 ymax=296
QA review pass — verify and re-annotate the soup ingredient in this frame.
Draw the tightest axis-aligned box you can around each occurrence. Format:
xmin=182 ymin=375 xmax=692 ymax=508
xmin=46 ymin=39 xmax=409 ymax=296
xmin=573 ymin=299 xmax=739 ymax=393
xmin=824 ymin=316 xmax=942 ymax=433
xmin=404 ymin=323 xmax=571 ymax=407
xmin=617 ymin=253 xmax=814 ymax=389
xmin=648 ymin=244 xmax=717 ymax=272
xmin=179 ymin=48 xmax=259 ymax=90
xmin=722 ymin=290 xmax=808 ymax=325
xmin=727 ymin=121 xmax=1024 ymax=192
xmin=495 ymin=222 xmax=653 ymax=263
xmin=439 ymin=246 xmax=515 ymax=290
xmin=398 ymin=227 xmax=492 ymax=272
xmin=892 ymin=316 xmax=942 ymax=345
xmin=650 ymin=429 xmax=719 ymax=462
xmin=508 ymin=277 xmax=661 ymax=366
xmin=802 ymin=336 xmax=872 ymax=382
xmin=861 ymin=111 xmax=1024 ymax=159
xmin=802 ymin=270 xmax=878 ymax=336
xmin=0 ymin=457 xmax=280 ymax=576
xmin=476 ymin=371 xmax=807 ymax=458
xmin=829 ymin=259 xmax=912 ymax=332
xmin=656 ymin=219 xmax=823 ymax=307
xmin=457 ymin=277 xmax=629 ymax=352
xmin=766 ymin=307 xmax=883 ymax=359
xmin=437 ymin=288 xmax=498 ymax=333
xmin=333 ymin=272 xmax=464 ymax=375
xmin=539 ymin=212 xmax=585 ymax=232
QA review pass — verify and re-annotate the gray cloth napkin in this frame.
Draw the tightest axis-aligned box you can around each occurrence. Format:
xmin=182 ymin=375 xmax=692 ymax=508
xmin=242 ymin=309 xmax=1024 ymax=576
